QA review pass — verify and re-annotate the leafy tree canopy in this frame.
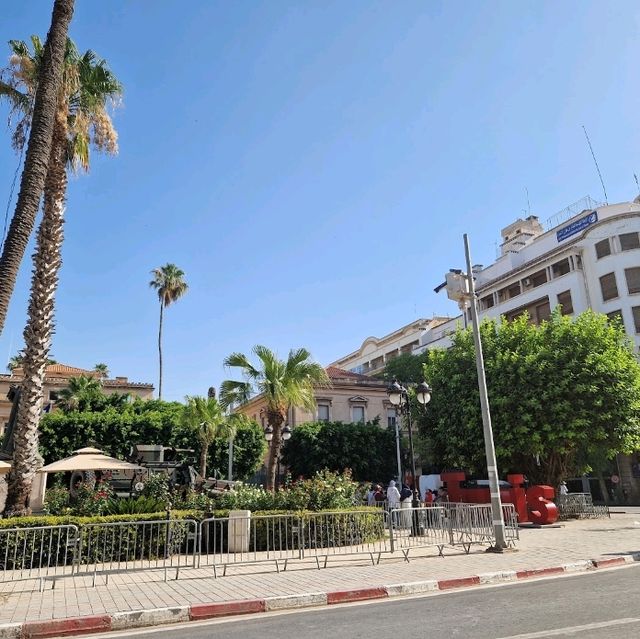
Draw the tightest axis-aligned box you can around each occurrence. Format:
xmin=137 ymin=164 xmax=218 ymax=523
xmin=379 ymin=351 xmax=429 ymax=384
xmin=417 ymin=310 xmax=640 ymax=486
xmin=282 ymin=419 xmax=396 ymax=482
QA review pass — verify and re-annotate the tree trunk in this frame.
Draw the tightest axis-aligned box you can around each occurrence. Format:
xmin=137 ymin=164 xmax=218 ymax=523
xmin=158 ymin=302 xmax=163 ymax=400
xmin=5 ymin=111 xmax=67 ymax=516
xmin=266 ymin=411 xmax=285 ymax=490
xmin=0 ymin=0 xmax=74 ymax=338
xmin=199 ymin=442 xmax=208 ymax=480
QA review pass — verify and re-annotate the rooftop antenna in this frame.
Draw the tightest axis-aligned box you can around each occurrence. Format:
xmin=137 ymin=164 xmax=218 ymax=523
xmin=582 ymin=125 xmax=608 ymax=204
xmin=634 ymin=173 xmax=640 ymax=198
xmin=525 ymin=187 xmax=531 ymax=216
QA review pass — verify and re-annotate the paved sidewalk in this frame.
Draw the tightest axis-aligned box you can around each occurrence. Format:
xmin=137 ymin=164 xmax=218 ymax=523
xmin=1 ymin=513 xmax=639 ymax=637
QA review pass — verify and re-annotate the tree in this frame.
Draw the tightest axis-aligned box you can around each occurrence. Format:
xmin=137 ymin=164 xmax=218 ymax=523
xmin=417 ymin=310 xmax=640 ymax=486
xmin=0 ymin=0 xmax=74 ymax=337
xmin=220 ymin=346 xmax=329 ymax=490
xmin=56 ymin=375 xmax=103 ymax=412
xmin=3 ymin=38 xmax=121 ymax=515
xmin=379 ymin=351 xmax=429 ymax=383
xmin=7 ymin=353 xmax=23 ymax=372
xmin=149 ymin=264 xmax=188 ymax=400
xmin=182 ymin=396 xmax=229 ymax=478
xmin=208 ymin=415 xmax=266 ymax=481
xmin=94 ymin=363 xmax=109 ymax=378
xmin=282 ymin=420 xmax=396 ymax=482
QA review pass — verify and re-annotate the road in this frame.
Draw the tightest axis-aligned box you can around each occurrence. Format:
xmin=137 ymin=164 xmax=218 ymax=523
xmin=98 ymin=564 xmax=640 ymax=639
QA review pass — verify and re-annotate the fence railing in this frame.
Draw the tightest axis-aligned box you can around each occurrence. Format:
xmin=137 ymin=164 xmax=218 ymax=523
xmin=556 ymin=493 xmax=610 ymax=520
xmin=0 ymin=504 xmax=521 ymax=586
xmin=0 ymin=525 xmax=78 ymax=589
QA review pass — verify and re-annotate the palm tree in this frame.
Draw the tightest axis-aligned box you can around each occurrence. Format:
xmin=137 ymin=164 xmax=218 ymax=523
xmin=149 ymin=264 xmax=188 ymax=400
xmin=220 ymin=346 xmax=329 ymax=490
xmin=3 ymin=38 xmax=121 ymax=516
xmin=94 ymin=363 xmax=109 ymax=379
xmin=57 ymin=375 xmax=103 ymax=412
xmin=182 ymin=395 xmax=228 ymax=479
xmin=7 ymin=353 xmax=24 ymax=373
xmin=0 ymin=0 xmax=75 ymax=337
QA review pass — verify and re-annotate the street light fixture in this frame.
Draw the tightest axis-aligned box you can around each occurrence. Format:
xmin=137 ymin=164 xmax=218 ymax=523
xmin=387 ymin=379 xmax=431 ymax=534
xmin=264 ymin=425 xmax=274 ymax=442
xmin=264 ymin=424 xmax=292 ymax=488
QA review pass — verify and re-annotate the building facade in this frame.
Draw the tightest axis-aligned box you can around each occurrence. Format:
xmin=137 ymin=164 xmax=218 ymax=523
xmin=0 ymin=363 xmax=154 ymax=437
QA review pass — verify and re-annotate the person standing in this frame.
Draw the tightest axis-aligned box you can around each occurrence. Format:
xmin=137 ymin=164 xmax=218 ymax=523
xmin=387 ymin=480 xmax=401 ymax=526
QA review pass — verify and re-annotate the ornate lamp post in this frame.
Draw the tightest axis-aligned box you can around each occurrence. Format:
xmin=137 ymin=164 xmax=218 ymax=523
xmin=387 ymin=379 xmax=432 ymax=531
xmin=264 ymin=424 xmax=292 ymax=487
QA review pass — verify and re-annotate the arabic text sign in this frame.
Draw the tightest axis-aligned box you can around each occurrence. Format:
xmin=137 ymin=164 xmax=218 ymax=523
xmin=556 ymin=211 xmax=598 ymax=242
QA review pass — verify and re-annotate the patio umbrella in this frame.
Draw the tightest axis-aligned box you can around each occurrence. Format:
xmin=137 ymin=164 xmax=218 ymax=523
xmin=39 ymin=447 xmax=143 ymax=473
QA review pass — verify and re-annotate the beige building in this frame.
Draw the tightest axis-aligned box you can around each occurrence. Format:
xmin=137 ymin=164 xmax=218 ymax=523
xmin=0 ymin=363 xmax=154 ymax=437
xmin=236 ymin=366 xmax=396 ymax=429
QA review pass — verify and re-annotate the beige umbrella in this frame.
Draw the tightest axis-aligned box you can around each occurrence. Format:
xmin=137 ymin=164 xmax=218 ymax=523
xmin=0 ymin=460 xmax=11 ymax=474
xmin=40 ymin=447 xmax=143 ymax=473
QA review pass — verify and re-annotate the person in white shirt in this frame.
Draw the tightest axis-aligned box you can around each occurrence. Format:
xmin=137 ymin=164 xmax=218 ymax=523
xmin=387 ymin=480 xmax=401 ymax=508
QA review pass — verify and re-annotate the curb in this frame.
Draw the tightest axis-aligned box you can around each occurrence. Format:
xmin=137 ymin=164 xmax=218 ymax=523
xmin=1 ymin=554 xmax=638 ymax=638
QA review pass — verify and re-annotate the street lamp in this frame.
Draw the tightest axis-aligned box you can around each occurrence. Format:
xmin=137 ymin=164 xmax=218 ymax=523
xmin=387 ymin=379 xmax=432 ymax=532
xmin=264 ymin=424 xmax=292 ymax=487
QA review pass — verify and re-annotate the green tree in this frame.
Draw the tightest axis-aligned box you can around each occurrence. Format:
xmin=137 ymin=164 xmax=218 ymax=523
xmin=3 ymin=37 xmax=121 ymax=515
xmin=418 ymin=310 xmax=640 ymax=486
xmin=208 ymin=415 xmax=266 ymax=481
xmin=56 ymin=375 xmax=104 ymax=412
xmin=0 ymin=0 xmax=74 ymax=337
xmin=182 ymin=396 xmax=229 ymax=478
xmin=379 ymin=351 xmax=429 ymax=383
xmin=149 ymin=264 xmax=188 ymax=400
xmin=282 ymin=420 xmax=396 ymax=482
xmin=94 ymin=363 xmax=109 ymax=378
xmin=220 ymin=346 xmax=329 ymax=490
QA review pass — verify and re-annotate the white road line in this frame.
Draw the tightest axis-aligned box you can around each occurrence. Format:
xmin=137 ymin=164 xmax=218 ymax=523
xmin=495 ymin=618 xmax=640 ymax=639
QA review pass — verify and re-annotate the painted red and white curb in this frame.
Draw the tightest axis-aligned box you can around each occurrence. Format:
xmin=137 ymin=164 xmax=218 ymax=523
xmin=1 ymin=554 xmax=638 ymax=639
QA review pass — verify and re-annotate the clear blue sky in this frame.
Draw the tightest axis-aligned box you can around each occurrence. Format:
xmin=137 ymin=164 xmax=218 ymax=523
xmin=1 ymin=1 xmax=639 ymax=400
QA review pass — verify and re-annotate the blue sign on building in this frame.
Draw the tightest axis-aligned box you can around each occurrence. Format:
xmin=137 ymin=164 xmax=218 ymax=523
xmin=556 ymin=211 xmax=598 ymax=242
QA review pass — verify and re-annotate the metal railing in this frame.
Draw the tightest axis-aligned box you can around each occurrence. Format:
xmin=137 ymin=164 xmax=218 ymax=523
xmin=0 ymin=525 xmax=78 ymax=589
xmin=388 ymin=506 xmax=450 ymax=559
xmin=443 ymin=503 xmax=519 ymax=552
xmin=76 ymin=519 xmax=198 ymax=584
xmin=556 ymin=493 xmax=610 ymax=520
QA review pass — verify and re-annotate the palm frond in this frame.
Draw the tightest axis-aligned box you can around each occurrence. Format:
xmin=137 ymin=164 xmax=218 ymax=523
xmin=219 ymin=380 xmax=253 ymax=409
xmin=223 ymin=352 xmax=260 ymax=379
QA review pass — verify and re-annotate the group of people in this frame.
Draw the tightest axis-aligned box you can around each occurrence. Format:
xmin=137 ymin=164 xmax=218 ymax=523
xmin=366 ymin=480 xmax=448 ymax=508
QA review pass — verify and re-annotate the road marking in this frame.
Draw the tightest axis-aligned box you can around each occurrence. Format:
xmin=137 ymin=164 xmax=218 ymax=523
xmin=496 ymin=617 xmax=640 ymax=638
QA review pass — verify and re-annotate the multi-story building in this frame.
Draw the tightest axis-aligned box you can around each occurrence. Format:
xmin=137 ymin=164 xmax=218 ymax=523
xmin=0 ymin=363 xmax=154 ymax=437
xmin=329 ymin=317 xmax=451 ymax=376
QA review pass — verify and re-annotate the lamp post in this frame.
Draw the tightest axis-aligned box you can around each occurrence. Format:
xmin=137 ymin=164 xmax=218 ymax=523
xmin=264 ymin=424 xmax=292 ymax=488
xmin=387 ymin=379 xmax=432 ymax=533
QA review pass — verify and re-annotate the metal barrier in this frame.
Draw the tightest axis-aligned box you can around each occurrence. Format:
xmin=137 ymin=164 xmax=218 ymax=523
xmin=443 ymin=503 xmax=519 ymax=552
xmin=0 ymin=525 xmax=78 ymax=590
xmin=76 ymin=519 xmax=198 ymax=584
xmin=556 ymin=493 xmax=610 ymax=520
xmin=299 ymin=510 xmax=391 ymax=568
xmin=388 ymin=506 xmax=450 ymax=560
xmin=198 ymin=513 xmax=302 ymax=577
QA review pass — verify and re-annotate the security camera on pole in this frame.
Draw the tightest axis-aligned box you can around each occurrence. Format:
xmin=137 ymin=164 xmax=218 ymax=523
xmin=440 ymin=235 xmax=507 ymax=552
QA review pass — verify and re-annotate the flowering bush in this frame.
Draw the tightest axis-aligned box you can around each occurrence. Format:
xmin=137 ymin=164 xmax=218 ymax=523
xmin=73 ymin=480 xmax=114 ymax=516
xmin=141 ymin=472 xmax=171 ymax=506
xmin=43 ymin=484 xmax=72 ymax=515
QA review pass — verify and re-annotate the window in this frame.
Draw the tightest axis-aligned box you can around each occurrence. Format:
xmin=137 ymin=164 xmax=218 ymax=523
xmin=504 ymin=296 xmax=550 ymax=325
xmin=370 ymin=356 xmax=384 ymax=370
xmin=317 ymin=404 xmax=330 ymax=422
xmin=49 ymin=390 xmax=60 ymax=402
xmin=387 ymin=409 xmax=397 ymax=429
xmin=595 ymin=239 xmax=611 ymax=259
xmin=607 ymin=310 xmax=624 ymax=328
xmin=633 ymin=306 xmax=640 ymax=333
xmin=531 ymin=269 xmax=548 ymax=287
xmin=551 ymin=258 xmax=571 ymax=278
xmin=620 ymin=232 xmax=640 ymax=251
xmin=625 ymin=267 xmax=640 ymax=295
xmin=351 ymin=406 xmax=365 ymax=423
xmin=534 ymin=300 xmax=551 ymax=324
xmin=557 ymin=290 xmax=573 ymax=315
xmin=600 ymin=272 xmax=619 ymax=301
xmin=480 ymin=294 xmax=495 ymax=309
xmin=507 ymin=283 xmax=521 ymax=299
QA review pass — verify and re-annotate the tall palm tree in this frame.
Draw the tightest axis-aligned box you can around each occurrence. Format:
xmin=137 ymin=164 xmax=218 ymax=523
xmin=57 ymin=374 xmax=103 ymax=412
xmin=149 ymin=264 xmax=188 ymax=400
xmin=0 ymin=0 xmax=75 ymax=337
xmin=3 ymin=38 xmax=121 ymax=516
xmin=220 ymin=346 xmax=329 ymax=490
xmin=182 ymin=395 xmax=229 ymax=479
xmin=94 ymin=363 xmax=109 ymax=378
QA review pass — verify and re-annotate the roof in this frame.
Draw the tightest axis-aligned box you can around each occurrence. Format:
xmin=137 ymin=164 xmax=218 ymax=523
xmin=45 ymin=363 xmax=98 ymax=376
xmin=40 ymin=447 xmax=143 ymax=473
xmin=325 ymin=366 xmax=372 ymax=381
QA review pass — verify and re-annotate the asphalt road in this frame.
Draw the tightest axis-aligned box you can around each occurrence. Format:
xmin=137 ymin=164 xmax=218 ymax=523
xmin=99 ymin=564 xmax=640 ymax=639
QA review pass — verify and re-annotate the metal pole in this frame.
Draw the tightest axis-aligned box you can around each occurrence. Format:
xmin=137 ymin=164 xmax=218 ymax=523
xmin=394 ymin=411 xmax=403 ymax=484
xmin=404 ymin=394 xmax=421 ymax=535
xmin=463 ymin=233 xmax=507 ymax=550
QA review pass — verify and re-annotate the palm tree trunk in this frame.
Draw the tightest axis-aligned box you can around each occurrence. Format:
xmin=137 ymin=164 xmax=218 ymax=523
xmin=266 ymin=412 xmax=285 ymax=490
xmin=158 ymin=302 xmax=164 ymax=400
xmin=0 ymin=0 xmax=74 ymax=338
xmin=5 ymin=111 xmax=67 ymax=516
xmin=199 ymin=442 xmax=208 ymax=479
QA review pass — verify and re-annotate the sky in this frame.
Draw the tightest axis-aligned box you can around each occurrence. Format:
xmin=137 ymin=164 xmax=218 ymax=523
xmin=0 ymin=1 xmax=639 ymax=401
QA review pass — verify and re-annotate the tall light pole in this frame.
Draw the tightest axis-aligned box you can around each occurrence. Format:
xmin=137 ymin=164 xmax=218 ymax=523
xmin=463 ymin=234 xmax=507 ymax=551
xmin=264 ymin=424 xmax=292 ymax=488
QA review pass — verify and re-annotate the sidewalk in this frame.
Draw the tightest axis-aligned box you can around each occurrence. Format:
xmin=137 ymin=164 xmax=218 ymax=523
xmin=1 ymin=513 xmax=639 ymax=637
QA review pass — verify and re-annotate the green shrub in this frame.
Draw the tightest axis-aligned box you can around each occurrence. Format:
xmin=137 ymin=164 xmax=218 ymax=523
xmin=104 ymin=496 xmax=166 ymax=515
xmin=43 ymin=484 xmax=72 ymax=515
xmin=141 ymin=473 xmax=171 ymax=505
